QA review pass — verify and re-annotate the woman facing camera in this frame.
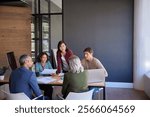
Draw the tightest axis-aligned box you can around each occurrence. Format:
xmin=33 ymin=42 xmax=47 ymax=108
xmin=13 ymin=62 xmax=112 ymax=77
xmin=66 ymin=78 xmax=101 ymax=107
xmin=62 ymin=55 xmax=88 ymax=98
xmin=35 ymin=52 xmax=53 ymax=73
xmin=35 ymin=52 xmax=53 ymax=99
xmin=57 ymin=41 xmax=73 ymax=73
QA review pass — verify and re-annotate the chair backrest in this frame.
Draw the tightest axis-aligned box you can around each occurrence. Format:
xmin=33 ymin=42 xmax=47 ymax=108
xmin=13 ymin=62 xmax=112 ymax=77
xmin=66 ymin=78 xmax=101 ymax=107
xmin=6 ymin=93 xmax=30 ymax=100
xmin=0 ymin=84 xmax=10 ymax=99
xmin=6 ymin=52 xmax=17 ymax=70
xmin=65 ymin=89 xmax=94 ymax=100
xmin=51 ymin=49 xmax=58 ymax=69
xmin=0 ymin=90 xmax=30 ymax=100
xmin=85 ymin=69 xmax=106 ymax=83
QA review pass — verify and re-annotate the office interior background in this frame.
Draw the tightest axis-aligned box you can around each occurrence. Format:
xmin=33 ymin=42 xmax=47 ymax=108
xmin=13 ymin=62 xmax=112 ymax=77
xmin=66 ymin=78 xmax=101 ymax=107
xmin=0 ymin=0 xmax=150 ymax=98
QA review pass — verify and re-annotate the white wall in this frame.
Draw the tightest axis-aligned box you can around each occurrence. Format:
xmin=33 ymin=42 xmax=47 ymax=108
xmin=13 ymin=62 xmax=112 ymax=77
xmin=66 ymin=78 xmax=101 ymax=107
xmin=134 ymin=0 xmax=150 ymax=90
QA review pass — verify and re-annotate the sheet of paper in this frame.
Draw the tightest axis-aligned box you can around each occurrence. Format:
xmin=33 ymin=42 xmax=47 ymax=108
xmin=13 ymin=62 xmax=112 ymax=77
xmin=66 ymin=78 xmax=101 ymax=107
xmin=40 ymin=69 xmax=57 ymax=75
xmin=37 ymin=76 xmax=56 ymax=84
xmin=58 ymin=73 xmax=64 ymax=77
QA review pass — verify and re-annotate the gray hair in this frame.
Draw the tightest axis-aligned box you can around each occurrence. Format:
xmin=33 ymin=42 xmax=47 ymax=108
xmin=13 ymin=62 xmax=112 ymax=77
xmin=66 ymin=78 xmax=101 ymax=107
xmin=69 ymin=55 xmax=84 ymax=73
xmin=19 ymin=54 xmax=30 ymax=66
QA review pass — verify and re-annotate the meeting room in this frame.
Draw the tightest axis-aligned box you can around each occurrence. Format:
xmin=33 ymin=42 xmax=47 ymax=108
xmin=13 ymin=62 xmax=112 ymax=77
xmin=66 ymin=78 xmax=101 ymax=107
xmin=0 ymin=0 xmax=150 ymax=101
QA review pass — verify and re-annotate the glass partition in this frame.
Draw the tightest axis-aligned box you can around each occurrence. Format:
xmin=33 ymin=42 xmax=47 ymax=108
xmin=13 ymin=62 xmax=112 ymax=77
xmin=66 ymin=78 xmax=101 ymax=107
xmin=31 ymin=0 xmax=63 ymax=59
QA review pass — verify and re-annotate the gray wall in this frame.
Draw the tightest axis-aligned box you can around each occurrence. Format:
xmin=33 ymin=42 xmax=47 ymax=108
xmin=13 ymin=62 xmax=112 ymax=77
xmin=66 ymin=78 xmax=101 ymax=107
xmin=64 ymin=0 xmax=133 ymax=82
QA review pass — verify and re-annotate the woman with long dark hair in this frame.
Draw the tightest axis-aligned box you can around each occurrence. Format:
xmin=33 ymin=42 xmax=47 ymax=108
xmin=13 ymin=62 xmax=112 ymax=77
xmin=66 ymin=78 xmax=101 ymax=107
xmin=57 ymin=41 xmax=73 ymax=73
xmin=35 ymin=52 xmax=53 ymax=73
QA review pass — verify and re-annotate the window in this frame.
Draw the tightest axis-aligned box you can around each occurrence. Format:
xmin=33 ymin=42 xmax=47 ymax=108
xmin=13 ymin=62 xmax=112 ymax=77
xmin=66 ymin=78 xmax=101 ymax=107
xmin=31 ymin=0 xmax=63 ymax=60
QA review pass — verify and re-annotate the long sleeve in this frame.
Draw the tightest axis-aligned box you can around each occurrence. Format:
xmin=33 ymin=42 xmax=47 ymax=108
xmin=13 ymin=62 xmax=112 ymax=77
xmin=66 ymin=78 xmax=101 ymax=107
xmin=62 ymin=74 xmax=69 ymax=97
xmin=29 ymin=73 xmax=42 ymax=97
xmin=96 ymin=59 xmax=108 ymax=77
xmin=35 ymin=62 xmax=42 ymax=72
xmin=56 ymin=51 xmax=62 ymax=73
xmin=47 ymin=61 xmax=53 ymax=69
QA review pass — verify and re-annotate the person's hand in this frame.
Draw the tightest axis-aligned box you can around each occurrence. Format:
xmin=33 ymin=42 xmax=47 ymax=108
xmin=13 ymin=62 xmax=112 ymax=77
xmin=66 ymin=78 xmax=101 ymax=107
xmin=51 ymin=73 xmax=57 ymax=76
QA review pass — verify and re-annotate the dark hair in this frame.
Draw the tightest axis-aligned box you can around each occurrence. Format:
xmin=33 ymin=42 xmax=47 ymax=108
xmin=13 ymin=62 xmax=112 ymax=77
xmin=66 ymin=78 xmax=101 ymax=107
xmin=57 ymin=40 xmax=68 ymax=52
xmin=83 ymin=47 xmax=93 ymax=54
xmin=19 ymin=54 xmax=30 ymax=66
xmin=37 ymin=52 xmax=49 ymax=62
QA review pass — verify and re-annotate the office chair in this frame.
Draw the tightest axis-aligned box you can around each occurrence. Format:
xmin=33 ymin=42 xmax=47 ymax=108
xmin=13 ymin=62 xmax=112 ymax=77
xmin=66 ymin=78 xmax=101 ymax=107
xmin=6 ymin=52 xmax=17 ymax=70
xmin=0 ymin=89 xmax=43 ymax=100
xmin=0 ymin=89 xmax=30 ymax=100
xmin=57 ymin=89 xmax=94 ymax=100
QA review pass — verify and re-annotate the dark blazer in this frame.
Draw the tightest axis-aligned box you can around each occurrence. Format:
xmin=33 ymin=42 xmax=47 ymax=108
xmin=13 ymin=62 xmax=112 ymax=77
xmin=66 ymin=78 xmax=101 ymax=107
xmin=9 ymin=67 xmax=42 ymax=99
xmin=62 ymin=71 xmax=88 ymax=98
xmin=57 ymin=49 xmax=73 ymax=73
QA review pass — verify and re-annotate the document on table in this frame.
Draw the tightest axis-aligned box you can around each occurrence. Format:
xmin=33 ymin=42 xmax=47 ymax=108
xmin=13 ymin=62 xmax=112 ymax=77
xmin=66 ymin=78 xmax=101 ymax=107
xmin=37 ymin=76 xmax=56 ymax=84
xmin=40 ymin=69 xmax=57 ymax=75
xmin=58 ymin=73 xmax=64 ymax=77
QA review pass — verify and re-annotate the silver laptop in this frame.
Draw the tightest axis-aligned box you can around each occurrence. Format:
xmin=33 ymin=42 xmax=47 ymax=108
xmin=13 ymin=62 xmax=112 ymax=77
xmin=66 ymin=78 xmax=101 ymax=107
xmin=85 ymin=69 xmax=105 ymax=83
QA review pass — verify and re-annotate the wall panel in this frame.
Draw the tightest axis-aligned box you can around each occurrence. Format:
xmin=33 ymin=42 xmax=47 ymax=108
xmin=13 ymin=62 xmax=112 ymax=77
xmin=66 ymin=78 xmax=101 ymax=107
xmin=0 ymin=6 xmax=31 ymax=67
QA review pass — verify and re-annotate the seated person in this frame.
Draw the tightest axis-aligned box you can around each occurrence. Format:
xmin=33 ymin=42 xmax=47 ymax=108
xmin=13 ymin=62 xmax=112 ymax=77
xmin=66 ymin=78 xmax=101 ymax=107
xmin=35 ymin=52 xmax=53 ymax=100
xmin=62 ymin=55 xmax=88 ymax=98
xmin=9 ymin=54 xmax=42 ymax=99
xmin=35 ymin=52 xmax=53 ymax=74
xmin=81 ymin=47 xmax=108 ymax=77
xmin=57 ymin=41 xmax=73 ymax=73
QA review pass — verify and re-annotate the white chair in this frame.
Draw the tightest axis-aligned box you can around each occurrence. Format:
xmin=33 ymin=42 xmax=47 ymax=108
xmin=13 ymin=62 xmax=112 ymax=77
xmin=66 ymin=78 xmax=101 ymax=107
xmin=57 ymin=89 xmax=94 ymax=100
xmin=66 ymin=89 xmax=94 ymax=100
xmin=0 ymin=84 xmax=44 ymax=100
xmin=0 ymin=90 xmax=30 ymax=100
xmin=0 ymin=89 xmax=43 ymax=100
xmin=0 ymin=84 xmax=10 ymax=99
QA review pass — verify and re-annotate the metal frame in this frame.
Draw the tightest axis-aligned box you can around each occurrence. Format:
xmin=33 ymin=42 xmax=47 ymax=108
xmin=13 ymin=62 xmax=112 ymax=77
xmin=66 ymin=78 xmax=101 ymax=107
xmin=31 ymin=0 xmax=63 ymax=59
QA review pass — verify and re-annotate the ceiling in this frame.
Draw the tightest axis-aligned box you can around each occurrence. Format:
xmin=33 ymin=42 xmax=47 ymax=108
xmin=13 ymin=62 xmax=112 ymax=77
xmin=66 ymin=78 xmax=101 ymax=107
xmin=0 ymin=0 xmax=62 ymax=9
xmin=25 ymin=0 xmax=62 ymax=9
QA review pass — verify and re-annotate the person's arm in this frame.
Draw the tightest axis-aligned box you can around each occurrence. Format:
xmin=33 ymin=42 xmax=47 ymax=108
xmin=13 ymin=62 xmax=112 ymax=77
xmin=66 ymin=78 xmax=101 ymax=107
xmin=29 ymin=73 xmax=42 ymax=97
xmin=56 ymin=51 xmax=62 ymax=73
xmin=96 ymin=59 xmax=108 ymax=77
xmin=35 ymin=63 xmax=41 ymax=72
xmin=62 ymin=74 xmax=69 ymax=96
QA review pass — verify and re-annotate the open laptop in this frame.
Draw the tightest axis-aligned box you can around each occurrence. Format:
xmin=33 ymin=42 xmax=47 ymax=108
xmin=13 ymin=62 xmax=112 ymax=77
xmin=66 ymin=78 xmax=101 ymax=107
xmin=85 ymin=69 xmax=106 ymax=83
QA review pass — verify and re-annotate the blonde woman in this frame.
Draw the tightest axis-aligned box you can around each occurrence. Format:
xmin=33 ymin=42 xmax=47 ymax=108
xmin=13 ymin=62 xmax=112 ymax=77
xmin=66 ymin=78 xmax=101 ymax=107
xmin=62 ymin=55 xmax=88 ymax=98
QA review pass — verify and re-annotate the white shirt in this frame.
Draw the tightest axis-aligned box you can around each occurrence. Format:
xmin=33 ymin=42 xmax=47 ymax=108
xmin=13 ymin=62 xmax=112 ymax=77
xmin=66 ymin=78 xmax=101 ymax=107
xmin=61 ymin=56 xmax=69 ymax=72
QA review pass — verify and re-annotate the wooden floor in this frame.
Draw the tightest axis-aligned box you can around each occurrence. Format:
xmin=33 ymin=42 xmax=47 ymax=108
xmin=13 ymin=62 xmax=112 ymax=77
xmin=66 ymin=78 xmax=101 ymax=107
xmin=106 ymin=87 xmax=150 ymax=100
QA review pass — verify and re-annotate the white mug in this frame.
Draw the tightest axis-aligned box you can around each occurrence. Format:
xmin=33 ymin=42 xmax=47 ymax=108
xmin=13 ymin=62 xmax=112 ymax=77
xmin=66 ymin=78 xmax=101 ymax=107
xmin=0 ymin=75 xmax=4 ymax=80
